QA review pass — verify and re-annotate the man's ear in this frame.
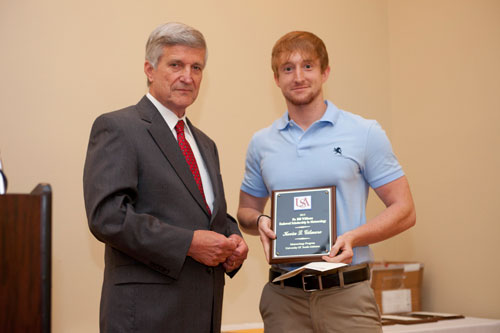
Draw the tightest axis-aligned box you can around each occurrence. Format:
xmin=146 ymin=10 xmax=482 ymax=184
xmin=144 ymin=61 xmax=155 ymax=84
xmin=322 ymin=66 xmax=331 ymax=83
xmin=274 ymin=73 xmax=280 ymax=87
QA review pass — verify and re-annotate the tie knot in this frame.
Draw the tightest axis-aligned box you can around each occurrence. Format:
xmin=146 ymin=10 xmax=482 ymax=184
xmin=174 ymin=120 xmax=185 ymax=134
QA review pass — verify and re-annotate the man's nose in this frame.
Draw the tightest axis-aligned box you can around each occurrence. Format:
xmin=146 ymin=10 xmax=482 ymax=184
xmin=294 ymin=67 xmax=304 ymax=82
xmin=179 ymin=67 xmax=194 ymax=83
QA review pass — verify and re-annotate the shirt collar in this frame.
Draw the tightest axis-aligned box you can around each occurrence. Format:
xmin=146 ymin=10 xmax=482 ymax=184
xmin=146 ymin=93 xmax=192 ymax=136
xmin=276 ymin=100 xmax=340 ymax=130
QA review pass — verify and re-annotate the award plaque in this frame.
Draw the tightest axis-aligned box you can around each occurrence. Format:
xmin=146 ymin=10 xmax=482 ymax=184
xmin=269 ymin=186 xmax=336 ymax=264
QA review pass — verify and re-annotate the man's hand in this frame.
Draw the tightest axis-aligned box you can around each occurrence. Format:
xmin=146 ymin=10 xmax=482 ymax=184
xmin=223 ymin=234 xmax=249 ymax=272
xmin=187 ymin=230 xmax=237 ymax=266
xmin=257 ymin=216 xmax=276 ymax=263
xmin=322 ymin=234 xmax=354 ymax=264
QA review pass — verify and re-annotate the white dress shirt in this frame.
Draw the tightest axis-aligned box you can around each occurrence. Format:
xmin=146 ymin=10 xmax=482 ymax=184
xmin=146 ymin=93 xmax=214 ymax=212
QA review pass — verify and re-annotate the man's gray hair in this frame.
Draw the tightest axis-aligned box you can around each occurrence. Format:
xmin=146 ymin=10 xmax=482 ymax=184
xmin=145 ymin=22 xmax=207 ymax=69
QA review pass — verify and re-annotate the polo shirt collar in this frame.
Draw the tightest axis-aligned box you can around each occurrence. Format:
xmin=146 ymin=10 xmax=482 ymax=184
xmin=276 ymin=100 xmax=340 ymax=130
xmin=321 ymin=100 xmax=341 ymax=125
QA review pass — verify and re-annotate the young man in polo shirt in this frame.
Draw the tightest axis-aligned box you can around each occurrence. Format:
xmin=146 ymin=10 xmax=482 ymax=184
xmin=237 ymin=31 xmax=416 ymax=332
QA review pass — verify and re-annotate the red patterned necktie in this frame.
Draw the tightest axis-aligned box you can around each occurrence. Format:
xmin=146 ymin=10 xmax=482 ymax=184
xmin=174 ymin=120 xmax=211 ymax=215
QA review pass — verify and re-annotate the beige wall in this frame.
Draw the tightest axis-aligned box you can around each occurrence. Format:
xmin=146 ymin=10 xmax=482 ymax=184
xmin=377 ymin=0 xmax=500 ymax=319
xmin=0 ymin=0 xmax=498 ymax=331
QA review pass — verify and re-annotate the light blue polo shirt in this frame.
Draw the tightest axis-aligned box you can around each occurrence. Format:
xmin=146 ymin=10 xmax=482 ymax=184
xmin=241 ymin=100 xmax=404 ymax=265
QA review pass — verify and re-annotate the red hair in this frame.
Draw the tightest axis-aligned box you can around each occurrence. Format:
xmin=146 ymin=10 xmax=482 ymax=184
xmin=271 ymin=31 xmax=329 ymax=77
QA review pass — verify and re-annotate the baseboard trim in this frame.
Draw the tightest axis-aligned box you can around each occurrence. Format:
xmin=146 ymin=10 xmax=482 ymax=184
xmin=221 ymin=322 xmax=264 ymax=330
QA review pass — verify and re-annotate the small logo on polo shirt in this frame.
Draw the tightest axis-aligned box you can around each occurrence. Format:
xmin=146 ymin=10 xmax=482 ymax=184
xmin=334 ymin=147 xmax=342 ymax=155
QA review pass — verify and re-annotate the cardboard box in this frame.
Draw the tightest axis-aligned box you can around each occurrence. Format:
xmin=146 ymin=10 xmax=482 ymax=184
xmin=370 ymin=261 xmax=423 ymax=314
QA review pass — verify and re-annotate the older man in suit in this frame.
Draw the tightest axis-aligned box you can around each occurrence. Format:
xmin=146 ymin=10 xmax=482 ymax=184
xmin=83 ymin=22 xmax=248 ymax=333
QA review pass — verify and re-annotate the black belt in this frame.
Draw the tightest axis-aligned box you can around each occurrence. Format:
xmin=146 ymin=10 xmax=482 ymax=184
xmin=269 ymin=264 xmax=370 ymax=292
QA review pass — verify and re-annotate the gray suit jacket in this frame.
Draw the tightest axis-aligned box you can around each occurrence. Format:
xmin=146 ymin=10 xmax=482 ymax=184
xmin=83 ymin=96 xmax=241 ymax=333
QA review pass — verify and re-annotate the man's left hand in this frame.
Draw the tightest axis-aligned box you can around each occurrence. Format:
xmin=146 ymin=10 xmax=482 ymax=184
xmin=223 ymin=234 xmax=249 ymax=272
xmin=322 ymin=234 xmax=353 ymax=264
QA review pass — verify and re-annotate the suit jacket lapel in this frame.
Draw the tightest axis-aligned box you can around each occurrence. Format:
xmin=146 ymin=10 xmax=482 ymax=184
xmin=136 ymin=96 xmax=211 ymax=217
xmin=188 ymin=119 xmax=220 ymax=218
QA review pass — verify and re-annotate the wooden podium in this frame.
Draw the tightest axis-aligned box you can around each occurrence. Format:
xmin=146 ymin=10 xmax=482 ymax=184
xmin=0 ymin=184 xmax=52 ymax=332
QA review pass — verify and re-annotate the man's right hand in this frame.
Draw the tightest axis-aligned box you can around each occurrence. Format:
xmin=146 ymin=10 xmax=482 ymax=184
xmin=257 ymin=216 xmax=276 ymax=263
xmin=187 ymin=230 xmax=237 ymax=266
xmin=236 ymin=190 xmax=274 ymax=262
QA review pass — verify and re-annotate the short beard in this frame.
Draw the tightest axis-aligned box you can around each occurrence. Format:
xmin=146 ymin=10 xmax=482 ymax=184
xmin=283 ymin=89 xmax=321 ymax=106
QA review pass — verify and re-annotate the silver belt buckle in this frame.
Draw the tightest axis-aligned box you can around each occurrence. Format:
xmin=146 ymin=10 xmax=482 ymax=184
xmin=301 ymin=274 xmax=323 ymax=292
